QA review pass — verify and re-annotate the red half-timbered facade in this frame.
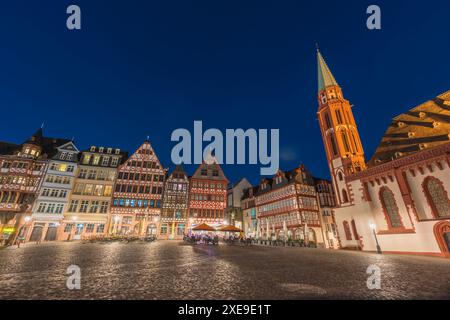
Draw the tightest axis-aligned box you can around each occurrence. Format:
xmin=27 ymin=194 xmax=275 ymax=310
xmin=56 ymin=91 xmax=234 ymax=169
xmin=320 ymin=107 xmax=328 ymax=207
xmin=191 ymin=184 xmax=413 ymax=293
xmin=188 ymin=156 xmax=228 ymax=230
xmin=110 ymin=140 xmax=166 ymax=236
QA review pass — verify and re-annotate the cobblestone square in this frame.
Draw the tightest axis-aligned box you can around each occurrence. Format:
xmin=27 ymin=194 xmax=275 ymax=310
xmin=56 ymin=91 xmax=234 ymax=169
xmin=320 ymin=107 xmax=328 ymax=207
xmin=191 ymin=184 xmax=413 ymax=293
xmin=0 ymin=241 xmax=449 ymax=300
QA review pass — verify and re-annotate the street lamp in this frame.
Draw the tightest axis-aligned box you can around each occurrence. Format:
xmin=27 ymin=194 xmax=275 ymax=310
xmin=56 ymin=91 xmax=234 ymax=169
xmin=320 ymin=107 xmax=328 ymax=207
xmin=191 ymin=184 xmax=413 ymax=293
xmin=24 ymin=216 xmax=31 ymax=223
xmin=369 ymin=223 xmax=382 ymax=254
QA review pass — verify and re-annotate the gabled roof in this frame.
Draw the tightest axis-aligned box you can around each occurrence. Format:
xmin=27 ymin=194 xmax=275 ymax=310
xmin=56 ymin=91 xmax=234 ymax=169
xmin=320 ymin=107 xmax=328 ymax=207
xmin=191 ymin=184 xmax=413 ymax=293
xmin=242 ymin=164 xmax=316 ymax=199
xmin=191 ymin=156 xmax=228 ymax=182
xmin=367 ymin=90 xmax=450 ymax=167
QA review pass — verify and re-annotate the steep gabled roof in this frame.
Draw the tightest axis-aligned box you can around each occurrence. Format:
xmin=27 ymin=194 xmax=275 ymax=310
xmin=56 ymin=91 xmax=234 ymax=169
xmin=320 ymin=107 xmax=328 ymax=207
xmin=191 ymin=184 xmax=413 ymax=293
xmin=367 ymin=90 xmax=450 ymax=167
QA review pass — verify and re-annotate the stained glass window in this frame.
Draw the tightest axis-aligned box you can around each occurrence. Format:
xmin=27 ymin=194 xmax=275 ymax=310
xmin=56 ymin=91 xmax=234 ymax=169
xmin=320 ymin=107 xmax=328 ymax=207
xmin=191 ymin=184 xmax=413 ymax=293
xmin=425 ymin=178 xmax=450 ymax=218
xmin=380 ymin=188 xmax=403 ymax=228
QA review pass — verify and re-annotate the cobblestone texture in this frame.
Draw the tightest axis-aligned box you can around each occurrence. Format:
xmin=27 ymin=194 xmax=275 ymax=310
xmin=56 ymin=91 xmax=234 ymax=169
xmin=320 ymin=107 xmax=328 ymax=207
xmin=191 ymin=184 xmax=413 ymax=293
xmin=0 ymin=241 xmax=449 ymax=300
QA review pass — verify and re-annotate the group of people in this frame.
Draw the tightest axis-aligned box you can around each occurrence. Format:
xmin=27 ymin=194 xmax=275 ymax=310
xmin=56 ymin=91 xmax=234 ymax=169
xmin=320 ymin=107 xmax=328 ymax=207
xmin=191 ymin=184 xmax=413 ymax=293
xmin=184 ymin=233 xmax=254 ymax=246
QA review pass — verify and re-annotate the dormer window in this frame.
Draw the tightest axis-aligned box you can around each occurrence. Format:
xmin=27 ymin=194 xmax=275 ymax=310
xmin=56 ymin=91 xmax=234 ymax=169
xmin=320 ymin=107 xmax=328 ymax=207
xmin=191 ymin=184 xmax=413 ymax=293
xmin=99 ymin=147 xmax=104 ymax=153
xmin=321 ymin=94 xmax=327 ymax=104
xmin=115 ymin=149 xmax=120 ymax=155
xmin=107 ymin=148 xmax=112 ymax=154
xmin=90 ymin=146 xmax=96 ymax=152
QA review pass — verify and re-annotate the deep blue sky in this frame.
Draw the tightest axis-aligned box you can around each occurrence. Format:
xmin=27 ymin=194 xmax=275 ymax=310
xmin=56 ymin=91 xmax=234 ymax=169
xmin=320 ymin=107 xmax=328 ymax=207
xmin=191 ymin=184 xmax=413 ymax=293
xmin=1 ymin=1 xmax=449 ymax=185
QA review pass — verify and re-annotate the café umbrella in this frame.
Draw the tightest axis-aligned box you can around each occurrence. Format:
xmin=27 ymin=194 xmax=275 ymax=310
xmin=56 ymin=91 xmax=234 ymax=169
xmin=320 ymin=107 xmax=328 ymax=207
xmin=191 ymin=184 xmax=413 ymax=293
xmin=218 ymin=225 xmax=242 ymax=232
xmin=192 ymin=223 xmax=216 ymax=232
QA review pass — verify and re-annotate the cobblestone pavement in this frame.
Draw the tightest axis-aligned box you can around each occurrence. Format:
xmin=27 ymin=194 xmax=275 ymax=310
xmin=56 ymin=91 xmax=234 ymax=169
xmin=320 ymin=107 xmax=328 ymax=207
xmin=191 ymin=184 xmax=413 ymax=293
xmin=0 ymin=241 xmax=449 ymax=300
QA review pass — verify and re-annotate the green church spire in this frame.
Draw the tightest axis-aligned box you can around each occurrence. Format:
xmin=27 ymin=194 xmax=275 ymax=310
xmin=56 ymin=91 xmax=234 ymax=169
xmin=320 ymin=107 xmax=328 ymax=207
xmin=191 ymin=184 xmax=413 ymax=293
xmin=317 ymin=49 xmax=339 ymax=92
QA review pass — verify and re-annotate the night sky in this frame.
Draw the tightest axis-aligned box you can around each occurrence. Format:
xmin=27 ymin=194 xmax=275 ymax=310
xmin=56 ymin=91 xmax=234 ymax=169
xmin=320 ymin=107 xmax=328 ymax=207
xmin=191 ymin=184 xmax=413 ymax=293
xmin=1 ymin=1 xmax=449 ymax=185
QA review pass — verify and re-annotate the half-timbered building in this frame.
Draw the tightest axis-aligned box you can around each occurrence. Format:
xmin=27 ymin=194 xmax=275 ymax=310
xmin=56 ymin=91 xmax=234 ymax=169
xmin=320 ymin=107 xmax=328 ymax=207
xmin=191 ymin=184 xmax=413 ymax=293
xmin=188 ymin=155 xmax=228 ymax=230
xmin=0 ymin=128 xmax=69 ymax=244
xmin=160 ymin=164 xmax=189 ymax=239
xmin=110 ymin=140 xmax=165 ymax=237
xmin=253 ymin=165 xmax=326 ymax=247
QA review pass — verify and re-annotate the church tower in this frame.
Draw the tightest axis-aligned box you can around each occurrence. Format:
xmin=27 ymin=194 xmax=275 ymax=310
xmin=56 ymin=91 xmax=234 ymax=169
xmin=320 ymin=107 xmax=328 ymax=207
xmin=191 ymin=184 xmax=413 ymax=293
xmin=316 ymin=49 xmax=366 ymax=206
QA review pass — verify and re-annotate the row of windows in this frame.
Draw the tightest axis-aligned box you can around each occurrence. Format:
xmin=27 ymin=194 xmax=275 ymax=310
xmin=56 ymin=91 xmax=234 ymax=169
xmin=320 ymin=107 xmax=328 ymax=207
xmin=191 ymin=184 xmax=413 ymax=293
xmin=163 ymin=194 xmax=188 ymax=202
xmin=45 ymin=175 xmax=71 ymax=184
xmin=258 ymin=198 xmax=297 ymax=214
xmin=117 ymin=172 xmax=164 ymax=182
xmin=257 ymin=185 xmax=296 ymax=204
xmin=1 ymin=161 xmax=44 ymax=171
xmin=298 ymin=196 xmax=318 ymax=210
xmin=36 ymin=202 xmax=65 ymax=214
xmin=125 ymin=160 xmax=159 ymax=169
xmin=78 ymin=169 xmax=115 ymax=181
xmin=166 ymin=183 xmax=188 ymax=192
xmin=68 ymin=200 xmax=109 ymax=213
xmin=114 ymin=184 xmax=163 ymax=195
xmin=49 ymin=163 xmax=75 ymax=173
xmin=200 ymin=169 xmax=219 ymax=176
xmin=190 ymin=194 xmax=225 ymax=202
xmin=82 ymin=154 xmax=120 ymax=167
xmin=190 ymin=209 xmax=224 ymax=218
xmin=112 ymin=198 xmax=161 ymax=208
xmin=58 ymin=152 xmax=76 ymax=161
xmin=72 ymin=183 xmax=113 ymax=197
xmin=191 ymin=182 xmax=225 ymax=189
xmin=0 ymin=175 xmax=38 ymax=186
xmin=41 ymin=188 xmax=68 ymax=198
xmin=64 ymin=223 xmax=105 ymax=233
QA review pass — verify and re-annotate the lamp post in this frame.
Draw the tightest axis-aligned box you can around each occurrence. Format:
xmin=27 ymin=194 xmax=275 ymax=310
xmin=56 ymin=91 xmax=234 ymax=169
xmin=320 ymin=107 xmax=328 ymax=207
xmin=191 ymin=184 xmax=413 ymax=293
xmin=369 ymin=223 xmax=382 ymax=254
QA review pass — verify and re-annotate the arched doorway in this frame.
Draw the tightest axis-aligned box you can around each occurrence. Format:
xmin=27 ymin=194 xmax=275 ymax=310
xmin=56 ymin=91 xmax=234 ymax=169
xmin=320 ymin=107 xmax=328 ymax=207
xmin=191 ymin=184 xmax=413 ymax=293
xmin=29 ymin=224 xmax=44 ymax=242
xmin=434 ymin=221 xmax=450 ymax=258
xmin=44 ymin=224 xmax=58 ymax=241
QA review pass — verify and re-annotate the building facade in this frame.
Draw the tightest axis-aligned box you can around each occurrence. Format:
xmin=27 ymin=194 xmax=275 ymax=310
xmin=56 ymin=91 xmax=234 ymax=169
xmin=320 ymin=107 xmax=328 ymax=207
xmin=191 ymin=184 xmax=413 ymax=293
xmin=28 ymin=141 xmax=79 ymax=242
xmin=254 ymin=165 xmax=326 ymax=247
xmin=314 ymin=178 xmax=339 ymax=249
xmin=0 ymin=129 xmax=65 ymax=244
xmin=188 ymin=156 xmax=228 ymax=230
xmin=242 ymin=187 xmax=258 ymax=238
xmin=317 ymin=49 xmax=450 ymax=257
xmin=61 ymin=146 xmax=126 ymax=240
xmin=110 ymin=141 xmax=165 ymax=237
xmin=160 ymin=165 xmax=189 ymax=240
xmin=226 ymin=178 xmax=252 ymax=230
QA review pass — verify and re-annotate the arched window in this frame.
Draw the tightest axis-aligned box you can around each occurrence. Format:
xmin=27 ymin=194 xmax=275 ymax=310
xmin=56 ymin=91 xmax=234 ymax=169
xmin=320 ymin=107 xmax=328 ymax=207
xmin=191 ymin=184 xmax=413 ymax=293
xmin=379 ymin=187 xmax=403 ymax=228
xmin=338 ymin=171 xmax=343 ymax=181
xmin=351 ymin=220 xmax=359 ymax=240
xmin=324 ymin=113 xmax=332 ymax=129
xmin=342 ymin=189 xmax=349 ymax=203
xmin=335 ymin=110 xmax=343 ymax=124
xmin=341 ymin=131 xmax=351 ymax=153
xmin=329 ymin=134 xmax=338 ymax=156
xmin=350 ymin=132 xmax=360 ymax=152
xmin=343 ymin=221 xmax=352 ymax=240
xmin=423 ymin=177 xmax=450 ymax=218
